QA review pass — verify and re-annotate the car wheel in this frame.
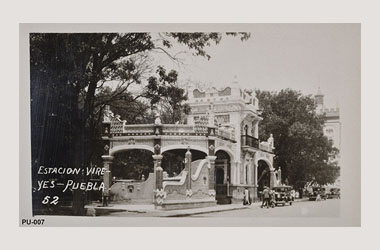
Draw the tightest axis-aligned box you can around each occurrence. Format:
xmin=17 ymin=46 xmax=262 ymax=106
xmin=289 ymin=202 xmax=292 ymax=206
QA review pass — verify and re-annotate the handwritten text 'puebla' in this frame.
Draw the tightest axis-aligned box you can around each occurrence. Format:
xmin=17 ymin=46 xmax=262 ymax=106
xmin=37 ymin=180 xmax=105 ymax=192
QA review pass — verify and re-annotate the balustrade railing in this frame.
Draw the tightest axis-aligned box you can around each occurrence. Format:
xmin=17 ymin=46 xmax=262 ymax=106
xmin=259 ymin=142 xmax=272 ymax=152
xmin=241 ymin=135 xmax=259 ymax=149
xmin=161 ymin=124 xmax=194 ymax=134
xmin=122 ymin=124 xmax=155 ymax=135
xmin=114 ymin=122 xmax=237 ymax=142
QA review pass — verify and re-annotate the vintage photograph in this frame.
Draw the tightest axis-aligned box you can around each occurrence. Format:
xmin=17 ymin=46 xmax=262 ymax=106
xmin=20 ymin=24 xmax=360 ymax=225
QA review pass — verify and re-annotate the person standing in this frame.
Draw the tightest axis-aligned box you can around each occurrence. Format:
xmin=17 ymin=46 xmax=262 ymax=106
xmin=243 ymin=188 xmax=251 ymax=205
xmin=261 ymin=186 xmax=270 ymax=208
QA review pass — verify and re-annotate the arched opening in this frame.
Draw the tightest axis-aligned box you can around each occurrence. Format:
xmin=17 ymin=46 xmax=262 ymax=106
xmin=112 ymin=149 xmax=154 ymax=181
xmin=162 ymin=149 xmax=207 ymax=177
xmin=257 ymin=160 xmax=270 ymax=192
xmin=108 ymin=149 xmax=155 ymax=204
xmin=215 ymin=150 xmax=231 ymax=204
xmin=215 ymin=168 xmax=225 ymax=184
xmin=244 ymin=124 xmax=248 ymax=135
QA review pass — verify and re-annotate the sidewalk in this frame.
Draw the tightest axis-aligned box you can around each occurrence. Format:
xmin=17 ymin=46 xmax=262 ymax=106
xmin=85 ymin=198 xmax=309 ymax=217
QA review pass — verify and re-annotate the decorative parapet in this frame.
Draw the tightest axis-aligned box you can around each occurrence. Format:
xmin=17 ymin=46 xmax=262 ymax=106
xmin=103 ymin=105 xmax=126 ymax=134
xmin=194 ymin=115 xmax=236 ymax=141
xmin=194 ymin=116 xmax=209 ymax=134
xmin=122 ymin=124 xmax=156 ymax=136
xmin=259 ymin=134 xmax=275 ymax=153
xmin=162 ymin=124 xmax=195 ymax=135
xmin=187 ymin=81 xmax=259 ymax=112
xmin=191 ymin=159 xmax=208 ymax=181
xmin=259 ymin=142 xmax=272 ymax=152
xmin=103 ymin=106 xmax=236 ymax=141
xmin=163 ymin=171 xmax=188 ymax=189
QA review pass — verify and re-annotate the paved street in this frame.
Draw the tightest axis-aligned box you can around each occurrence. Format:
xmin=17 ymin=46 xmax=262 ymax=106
xmin=191 ymin=199 xmax=340 ymax=217
xmin=101 ymin=199 xmax=339 ymax=217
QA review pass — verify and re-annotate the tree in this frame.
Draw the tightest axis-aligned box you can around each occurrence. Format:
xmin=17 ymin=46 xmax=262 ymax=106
xmin=255 ymin=89 xmax=340 ymax=189
xmin=144 ymin=66 xmax=190 ymax=124
xmin=30 ymin=32 xmax=250 ymax=215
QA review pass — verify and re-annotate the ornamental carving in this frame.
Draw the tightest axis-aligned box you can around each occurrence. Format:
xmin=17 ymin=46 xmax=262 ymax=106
xmin=155 ymin=128 xmax=160 ymax=135
xmin=155 ymin=189 xmax=166 ymax=205
xmin=186 ymin=189 xmax=193 ymax=199
xmin=181 ymin=138 xmax=188 ymax=145
xmin=111 ymin=139 xmax=154 ymax=148
xmin=208 ymin=189 xmax=216 ymax=197
xmin=127 ymin=138 xmax=135 ymax=145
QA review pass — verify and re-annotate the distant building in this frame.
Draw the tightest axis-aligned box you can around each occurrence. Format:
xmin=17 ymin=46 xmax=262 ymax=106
xmin=315 ymin=88 xmax=341 ymax=187
xmin=315 ymin=88 xmax=341 ymax=150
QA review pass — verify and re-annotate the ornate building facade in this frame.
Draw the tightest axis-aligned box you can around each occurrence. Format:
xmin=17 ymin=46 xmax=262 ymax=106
xmin=186 ymin=79 xmax=280 ymax=203
xmin=99 ymin=79 xmax=279 ymax=209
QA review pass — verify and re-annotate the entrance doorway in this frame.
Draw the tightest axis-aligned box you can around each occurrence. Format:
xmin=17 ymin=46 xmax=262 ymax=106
xmin=215 ymin=150 xmax=231 ymax=204
xmin=215 ymin=167 xmax=225 ymax=184
xmin=257 ymin=160 xmax=270 ymax=192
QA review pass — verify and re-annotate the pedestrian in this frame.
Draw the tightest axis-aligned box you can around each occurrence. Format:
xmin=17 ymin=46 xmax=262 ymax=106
xmin=261 ymin=186 xmax=270 ymax=208
xmin=243 ymin=188 xmax=251 ymax=205
xmin=290 ymin=189 xmax=296 ymax=200
xmin=269 ymin=189 xmax=276 ymax=208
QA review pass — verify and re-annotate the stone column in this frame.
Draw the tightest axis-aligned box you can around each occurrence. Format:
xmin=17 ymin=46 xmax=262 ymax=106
xmin=238 ymin=161 xmax=243 ymax=184
xmin=185 ymin=148 xmax=192 ymax=190
xmin=247 ymin=158 xmax=252 ymax=185
xmin=101 ymin=155 xmax=114 ymax=206
xmin=269 ymin=169 xmax=276 ymax=189
xmin=278 ymin=167 xmax=282 ymax=185
xmin=252 ymin=160 xmax=258 ymax=201
xmin=207 ymin=156 xmax=217 ymax=197
xmin=152 ymin=154 xmax=163 ymax=190
xmin=224 ymin=160 xmax=228 ymax=184
xmin=153 ymin=154 xmax=164 ymax=206
xmin=253 ymin=161 xmax=258 ymax=187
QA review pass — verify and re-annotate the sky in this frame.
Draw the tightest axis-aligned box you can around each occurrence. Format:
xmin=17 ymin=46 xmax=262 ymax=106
xmin=149 ymin=24 xmax=360 ymax=109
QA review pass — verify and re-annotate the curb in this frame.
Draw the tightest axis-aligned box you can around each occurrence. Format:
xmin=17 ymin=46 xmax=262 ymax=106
xmin=161 ymin=206 xmax=249 ymax=217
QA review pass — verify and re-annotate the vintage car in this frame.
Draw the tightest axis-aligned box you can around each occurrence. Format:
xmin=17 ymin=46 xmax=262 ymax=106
xmin=272 ymin=186 xmax=294 ymax=206
xmin=309 ymin=187 xmax=327 ymax=201
xmin=327 ymin=187 xmax=340 ymax=199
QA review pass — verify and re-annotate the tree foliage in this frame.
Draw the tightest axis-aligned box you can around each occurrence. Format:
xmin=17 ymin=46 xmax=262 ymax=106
xmin=144 ymin=66 xmax=190 ymax=124
xmin=255 ymin=89 xmax=340 ymax=189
